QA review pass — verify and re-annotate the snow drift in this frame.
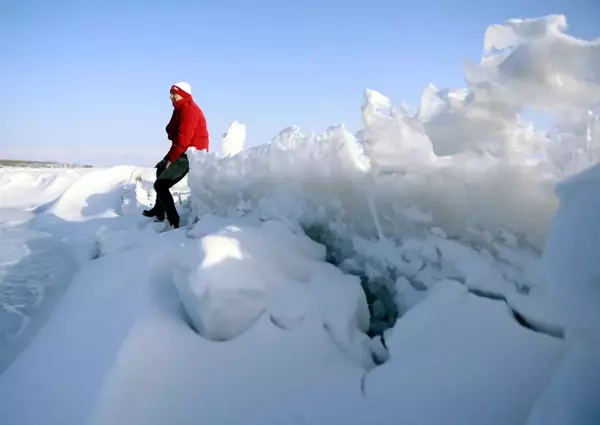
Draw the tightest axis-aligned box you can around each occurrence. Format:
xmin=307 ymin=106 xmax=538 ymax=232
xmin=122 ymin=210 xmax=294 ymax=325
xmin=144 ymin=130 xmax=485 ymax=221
xmin=172 ymin=218 xmax=375 ymax=367
xmin=366 ymin=281 xmax=564 ymax=425
xmin=525 ymin=163 xmax=600 ymax=425
xmin=0 ymin=168 xmax=89 ymax=210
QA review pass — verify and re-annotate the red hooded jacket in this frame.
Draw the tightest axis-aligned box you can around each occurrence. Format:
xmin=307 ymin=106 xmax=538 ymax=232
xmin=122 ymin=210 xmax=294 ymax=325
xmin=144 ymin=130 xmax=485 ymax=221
xmin=165 ymin=97 xmax=209 ymax=162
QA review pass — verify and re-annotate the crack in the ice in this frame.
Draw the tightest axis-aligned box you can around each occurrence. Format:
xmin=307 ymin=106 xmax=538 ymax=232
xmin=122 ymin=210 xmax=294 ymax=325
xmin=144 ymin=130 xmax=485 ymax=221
xmin=467 ymin=288 xmax=564 ymax=340
xmin=509 ymin=307 xmax=564 ymax=339
xmin=360 ymin=286 xmax=565 ymax=400
xmin=299 ymin=224 xmax=562 ymax=401
xmin=360 ymin=372 xmax=367 ymax=398
xmin=468 ymin=288 xmax=505 ymax=301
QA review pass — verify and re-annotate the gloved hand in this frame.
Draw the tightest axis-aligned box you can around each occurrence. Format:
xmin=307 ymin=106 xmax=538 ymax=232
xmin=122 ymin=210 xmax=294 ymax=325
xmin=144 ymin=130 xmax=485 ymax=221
xmin=155 ymin=159 xmax=167 ymax=169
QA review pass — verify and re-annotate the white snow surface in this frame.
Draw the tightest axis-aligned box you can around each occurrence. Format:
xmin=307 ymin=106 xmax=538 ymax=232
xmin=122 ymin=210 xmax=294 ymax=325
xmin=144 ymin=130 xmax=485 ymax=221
xmin=0 ymin=13 xmax=599 ymax=425
xmin=0 ymin=168 xmax=90 ymax=210
xmin=525 ymin=163 xmax=600 ymax=425
xmin=221 ymin=120 xmax=247 ymax=157
xmin=366 ymin=281 xmax=564 ymax=425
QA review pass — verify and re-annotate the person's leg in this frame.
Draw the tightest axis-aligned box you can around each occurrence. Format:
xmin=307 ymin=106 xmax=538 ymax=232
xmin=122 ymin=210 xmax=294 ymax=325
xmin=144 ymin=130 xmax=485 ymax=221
xmin=153 ymin=155 xmax=189 ymax=227
xmin=143 ymin=163 xmax=168 ymax=220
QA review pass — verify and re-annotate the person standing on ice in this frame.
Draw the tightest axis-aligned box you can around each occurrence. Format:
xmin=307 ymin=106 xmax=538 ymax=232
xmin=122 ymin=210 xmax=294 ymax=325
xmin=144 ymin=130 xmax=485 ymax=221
xmin=142 ymin=82 xmax=209 ymax=228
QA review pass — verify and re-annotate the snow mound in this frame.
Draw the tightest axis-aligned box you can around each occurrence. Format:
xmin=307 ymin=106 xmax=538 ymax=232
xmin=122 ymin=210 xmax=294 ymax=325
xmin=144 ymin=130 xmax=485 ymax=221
xmin=525 ymin=163 xmax=600 ymax=425
xmin=365 ymin=281 xmax=565 ymax=425
xmin=172 ymin=218 xmax=374 ymax=368
xmin=49 ymin=166 xmax=146 ymax=220
xmin=17 ymin=166 xmax=166 ymax=263
xmin=221 ymin=120 xmax=246 ymax=157
xmin=0 ymin=168 xmax=88 ymax=209
xmin=537 ymin=163 xmax=600 ymax=337
xmin=527 ymin=343 xmax=600 ymax=425
xmin=86 ymin=250 xmax=369 ymax=425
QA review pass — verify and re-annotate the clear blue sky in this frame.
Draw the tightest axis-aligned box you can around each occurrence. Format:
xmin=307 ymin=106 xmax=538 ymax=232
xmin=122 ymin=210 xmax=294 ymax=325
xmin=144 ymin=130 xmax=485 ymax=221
xmin=1 ymin=0 xmax=598 ymax=166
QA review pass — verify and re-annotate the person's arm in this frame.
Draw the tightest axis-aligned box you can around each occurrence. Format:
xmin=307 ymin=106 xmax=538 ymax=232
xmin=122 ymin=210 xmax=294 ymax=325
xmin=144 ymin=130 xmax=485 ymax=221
xmin=165 ymin=106 xmax=199 ymax=164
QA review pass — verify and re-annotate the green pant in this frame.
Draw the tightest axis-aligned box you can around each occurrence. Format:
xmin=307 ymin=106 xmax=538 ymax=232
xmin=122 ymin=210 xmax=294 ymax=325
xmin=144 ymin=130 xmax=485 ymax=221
xmin=153 ymin=154 xmax=189 ymax=225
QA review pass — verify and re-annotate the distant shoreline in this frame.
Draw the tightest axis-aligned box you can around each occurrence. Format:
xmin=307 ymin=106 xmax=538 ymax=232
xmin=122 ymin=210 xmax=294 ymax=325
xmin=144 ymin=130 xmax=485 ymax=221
xmin=0 ymin=159 xmax=93 ymax=169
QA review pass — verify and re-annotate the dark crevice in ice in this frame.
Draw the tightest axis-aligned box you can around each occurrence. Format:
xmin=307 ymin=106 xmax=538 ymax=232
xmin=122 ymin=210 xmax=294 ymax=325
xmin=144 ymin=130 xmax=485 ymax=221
xmin=467 ymin=288 xmax=564 ymax=340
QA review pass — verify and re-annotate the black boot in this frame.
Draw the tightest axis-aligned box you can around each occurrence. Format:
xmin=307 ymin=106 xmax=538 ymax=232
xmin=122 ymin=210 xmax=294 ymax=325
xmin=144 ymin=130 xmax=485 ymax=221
xmin=168 ymin=216 xmax=180 ymax=229
xmin=142 ymin=208 xmax=164 ymax=221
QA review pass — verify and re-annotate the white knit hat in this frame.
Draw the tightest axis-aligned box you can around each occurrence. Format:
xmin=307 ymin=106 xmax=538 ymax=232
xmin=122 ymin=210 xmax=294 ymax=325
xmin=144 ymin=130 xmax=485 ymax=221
xmin=171 ymin=82 xmax=192 ymax=97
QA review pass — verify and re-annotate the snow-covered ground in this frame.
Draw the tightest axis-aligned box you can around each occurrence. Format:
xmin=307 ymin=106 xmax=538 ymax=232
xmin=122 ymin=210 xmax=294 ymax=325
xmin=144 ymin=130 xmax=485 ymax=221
xmin=1 ymin=13 xmax=599 ymax=425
